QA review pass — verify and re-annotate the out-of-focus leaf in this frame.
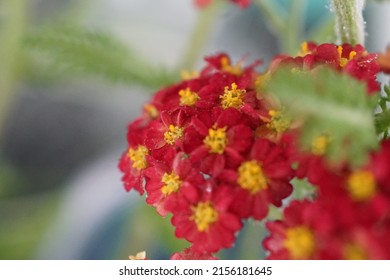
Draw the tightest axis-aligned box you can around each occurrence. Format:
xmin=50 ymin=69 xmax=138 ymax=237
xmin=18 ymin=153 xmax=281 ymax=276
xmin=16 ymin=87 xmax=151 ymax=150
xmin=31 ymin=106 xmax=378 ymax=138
xmin=267 ymin=66 xmax=378 ymax=166
xmin=24 ymin=25 xmax=178 ymax=89
xmin=375 ymin=85 xmax=390 ymax=138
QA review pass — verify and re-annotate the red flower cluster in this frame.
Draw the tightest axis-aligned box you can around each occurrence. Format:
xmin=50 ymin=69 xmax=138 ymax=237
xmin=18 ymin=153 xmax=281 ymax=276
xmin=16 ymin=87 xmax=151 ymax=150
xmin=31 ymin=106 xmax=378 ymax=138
xmin=261 ymin=43 xmax=389 ymax=260
xmin=264 ymin=141 xmax=390 ymax=259
xmin=270 ymin=42 xmax=380 ymax=94
xmin=120 ymin=42 xmax=384 ymax=259
xmin=119 ymin=53 xmax=294 ymax=255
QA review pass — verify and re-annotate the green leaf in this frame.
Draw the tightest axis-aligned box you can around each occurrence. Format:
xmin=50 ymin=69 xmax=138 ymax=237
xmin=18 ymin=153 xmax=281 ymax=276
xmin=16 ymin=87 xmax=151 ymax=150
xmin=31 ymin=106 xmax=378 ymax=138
xmin=24 ymin=25 xmax=178 ymax=89
xmin=267 ymin=66 xmax=378 ymax=167
xmin=375 ymin=85 xmax=390 ymax=138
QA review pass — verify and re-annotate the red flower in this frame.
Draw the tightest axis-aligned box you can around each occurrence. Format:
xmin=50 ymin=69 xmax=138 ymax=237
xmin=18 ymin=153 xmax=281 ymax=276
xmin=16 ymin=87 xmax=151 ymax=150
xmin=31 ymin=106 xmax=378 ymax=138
xmin=221 ymin=138 xmax=294 ymax=220
xmin=313 ymin=139 xmax=390 ymax=228
xmin=184 ymin=107 xmax=253 ymax=176
xmin=272 ymin=42 xmax=380 ymax=94
xmin=118 ymin=145 xmax=149 ymax=195
xmin=144 ymin=152 xmax=204 ymax=216
xmin=144 ymin=109 xmax=189 ymax=162
xmin=263 ymin=200 xmax=320 ymax=259
xmin=280 ymin=131 xmax=335 ymax=185
xmin=171 ymin=185 xmax=242 ymax=254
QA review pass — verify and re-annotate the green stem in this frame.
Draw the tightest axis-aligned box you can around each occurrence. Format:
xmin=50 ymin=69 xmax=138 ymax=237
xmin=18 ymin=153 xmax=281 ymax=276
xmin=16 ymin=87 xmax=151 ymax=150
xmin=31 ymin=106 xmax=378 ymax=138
xmin=0 ymin=0 xmax=27 ymax=147
xmin=254 ymin=0 xmax=304 ymax=54
xmin=285 ymin=0 xmax=305 ymax=54
xmin=330 ymin=0 xmax=366 ymax=45
xmin=253 ymin=0 xmax=285 ymax=36
xmin=180 ymin=0 xmax=223 ymax=70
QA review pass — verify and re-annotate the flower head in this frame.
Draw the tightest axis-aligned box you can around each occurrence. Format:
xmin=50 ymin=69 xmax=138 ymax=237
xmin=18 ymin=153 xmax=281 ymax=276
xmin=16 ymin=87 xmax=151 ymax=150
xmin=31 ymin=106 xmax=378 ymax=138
xmin=171 ymin=186 xmax=243 ymax=253
xmin=222 ymin=139 xmax=294 ymax=220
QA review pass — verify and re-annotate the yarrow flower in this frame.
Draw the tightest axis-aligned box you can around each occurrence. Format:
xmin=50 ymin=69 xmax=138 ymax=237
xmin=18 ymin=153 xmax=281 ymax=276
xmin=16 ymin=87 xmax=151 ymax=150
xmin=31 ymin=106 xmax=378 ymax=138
xmin=119 ymin=42 xmax=385 ymax=258
xmin=270 ymin=42 xmax=381 ymax=94
xmin=119 ymin=52 xmax=295 ymax=255
xmin=264 ymin=140 xmax=390 ymax=260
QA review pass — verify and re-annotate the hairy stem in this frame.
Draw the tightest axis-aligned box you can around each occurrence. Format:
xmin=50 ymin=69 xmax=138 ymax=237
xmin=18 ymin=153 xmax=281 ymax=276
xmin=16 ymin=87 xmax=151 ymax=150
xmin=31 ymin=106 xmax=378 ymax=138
xmin=331 ymin=0 xmax=366 ymax=45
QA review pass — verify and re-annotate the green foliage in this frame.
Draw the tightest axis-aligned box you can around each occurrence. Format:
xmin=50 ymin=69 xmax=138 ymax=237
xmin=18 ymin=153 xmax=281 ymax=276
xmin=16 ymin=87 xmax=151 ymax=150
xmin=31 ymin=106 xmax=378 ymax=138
xmin=267 ymin=66 xmax=378 ymax=166
xmin=24 ymin=25 xmax=178 ymax=89
xmin=375 ymin=85 xmax=390 ymax=138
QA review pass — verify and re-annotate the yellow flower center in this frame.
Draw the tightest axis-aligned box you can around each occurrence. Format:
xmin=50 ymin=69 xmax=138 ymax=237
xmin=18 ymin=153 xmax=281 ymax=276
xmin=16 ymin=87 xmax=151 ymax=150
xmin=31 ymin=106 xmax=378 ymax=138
xmin=338 ymin=46 xmax=357 ymax=68
xmin=128 ymin=146 xmax=149 ymax=170
xmin=343 ymin=243 xmax=367 ymax=260
xmin=179 ymin=88 xmax=199 ymax=106
xmin=161 ymin=172 xmax=182 ymax=196
xmin=266 ymin=110 xmax=291 ymax=134
xmin=298 ymin=41 xmax=311 ymax=56
xmin=164 ymin=125 xmax=184 ymax=145
xmin=347 ymin=170 xmax=377 ymax=201
xmin=190 ymin=201 xmax=219 ymax=232
xmin=144 ymin=103 xmax=159 ymax=119
xmin=220 ymin=83 xmax=246 ymax=109
xmin=181 ymin=69 xmax=200 ymax=80
xmin=203 ymin=126 xmax=228 ymax=154
xmin=237 ymin=160 xmax=268 ymax=194
xmin=284 ymin=226 xmax=316 ymax=259
xmin=311 ymin=135 xmax=330 ymax=156
xmin=220 ymin=56 xmax=242 ymax=75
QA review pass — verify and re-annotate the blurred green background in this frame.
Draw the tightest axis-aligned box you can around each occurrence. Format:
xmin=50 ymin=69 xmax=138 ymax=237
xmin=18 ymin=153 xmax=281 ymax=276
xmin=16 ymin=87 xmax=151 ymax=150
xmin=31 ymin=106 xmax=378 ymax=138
xmin=0 ymin=0 xmax=388 ymax=260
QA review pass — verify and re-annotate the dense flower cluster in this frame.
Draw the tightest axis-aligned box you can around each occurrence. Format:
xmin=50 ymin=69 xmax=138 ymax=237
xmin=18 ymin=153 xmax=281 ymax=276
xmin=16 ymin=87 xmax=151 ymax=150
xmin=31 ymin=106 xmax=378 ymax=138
xmin=264 ymin=140 xmax=390 ymax=259
xmin=270 ymin=42 xmax=380 ymax=94
xmin=119 ymin=42 xmax=387 ymax=259
xmin=119 ymin=53 xmax=294 ymax=256
xmin=262 ymin=42 xmax=390 ymax=260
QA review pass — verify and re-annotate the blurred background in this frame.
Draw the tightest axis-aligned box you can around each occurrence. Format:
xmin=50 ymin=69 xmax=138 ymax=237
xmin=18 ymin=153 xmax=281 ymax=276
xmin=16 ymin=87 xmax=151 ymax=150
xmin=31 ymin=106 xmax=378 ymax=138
xmin=0 ymin=0 xmax=389 ymax=260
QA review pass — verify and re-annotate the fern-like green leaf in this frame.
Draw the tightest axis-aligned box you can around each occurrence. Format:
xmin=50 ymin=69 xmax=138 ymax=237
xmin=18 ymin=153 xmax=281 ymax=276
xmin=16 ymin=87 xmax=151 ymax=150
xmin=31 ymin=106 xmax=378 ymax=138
xmin=375 ymin=85 xmax=390 ymax=138
xmin=267 ymin=66 xmax=378 ymax=166
xmin=24 ymin=25 xmax=177 ymax=89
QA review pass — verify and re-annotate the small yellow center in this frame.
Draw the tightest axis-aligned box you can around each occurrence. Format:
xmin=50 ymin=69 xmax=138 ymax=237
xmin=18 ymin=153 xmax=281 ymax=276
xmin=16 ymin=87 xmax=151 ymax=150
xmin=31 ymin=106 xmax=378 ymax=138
xmin=220 ymin=83 xmax=246 ymax=109
xmin=298 ymin=41 xmax=310 ymax=56
xmin=144 ymin=103 xmax=159 ymax=119
xmin=237 ymin=160 xmax=268 ymax=194
xmin=338 ymin=46 xmax=357 ymax=68
xmin=284 ymin=226 xmax=316 ymax=259
xmin=181 ymin=69 xmax=200 ymax=80
xmin=203 ymin=126 xmax=228 ymax=154
xmin=347 ymin=170 xmax=377 ymax=201
xmin=311 ymin=135 xmax=330 ymax=156
xmin=179 ymin=88 xmax=199 ymax=106
xmin=343 ymin=243 xmax=367 ymax=260
xmin=161 ymin=172 xmax=182 ymax=196
xmin=190 ymin=201 xmax=219 ymax=232
xmin=220 ymin=56 xmax=242 ymax=75
xmin=266 ymin=110 xmax=291 ymax=134
xmin=128 ymin=145 xmax=149 ymax=170
xmin=164 ymin=125 xmax=184 ymax=145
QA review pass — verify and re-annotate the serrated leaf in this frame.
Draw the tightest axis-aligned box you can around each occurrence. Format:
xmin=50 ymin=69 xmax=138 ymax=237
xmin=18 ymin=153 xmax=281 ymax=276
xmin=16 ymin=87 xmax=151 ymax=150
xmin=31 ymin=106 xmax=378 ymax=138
xmin=24 ymin=25 xmax=178 ymax=89
xmin=375 ymin=84 xmax=390 ymax=138
xmin=267 ymin=66 xmax=378 ymax=166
